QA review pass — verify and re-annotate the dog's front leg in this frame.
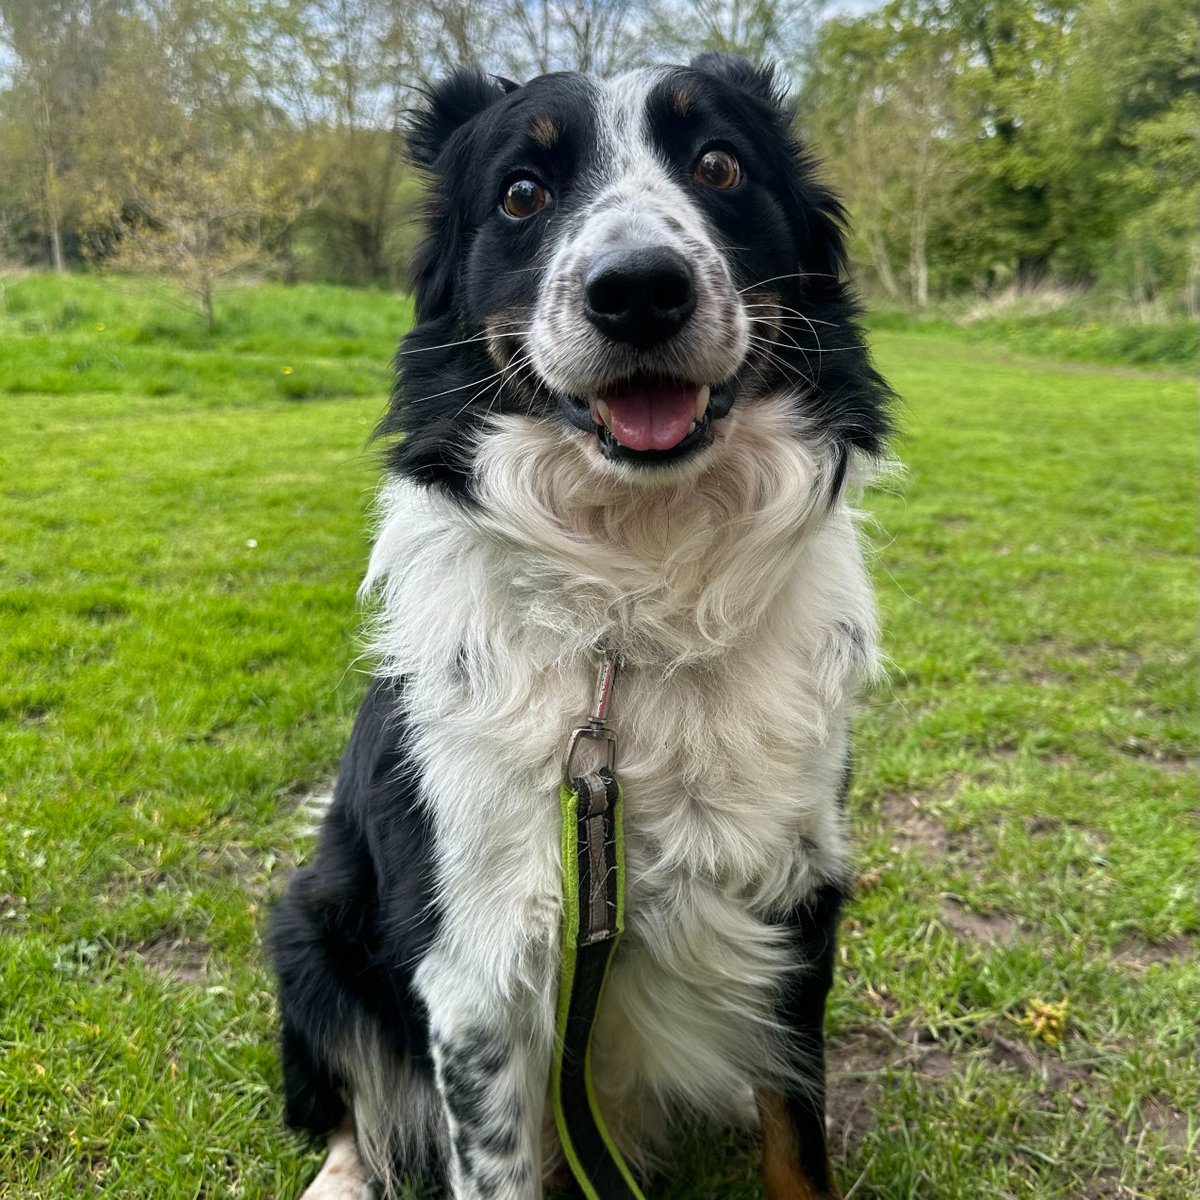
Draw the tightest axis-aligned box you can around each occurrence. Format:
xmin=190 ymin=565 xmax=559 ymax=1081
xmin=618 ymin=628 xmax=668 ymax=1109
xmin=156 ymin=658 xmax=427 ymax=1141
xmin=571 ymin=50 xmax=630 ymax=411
xmin=409 ymin=717 xmax=562 ymax=1197
xmin=758 ymin=879 xmax=850 ymax=1200
xmin=423 ymin=979 xmax=552 ymax=1200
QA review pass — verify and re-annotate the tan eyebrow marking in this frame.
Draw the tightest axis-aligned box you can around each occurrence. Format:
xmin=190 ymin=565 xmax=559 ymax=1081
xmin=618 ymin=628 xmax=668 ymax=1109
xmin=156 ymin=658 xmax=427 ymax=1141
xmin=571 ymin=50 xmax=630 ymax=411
xmin=531 ymin=115 xmax=559 ymax=148
xmin=671 ymin=87 xmax=696 ymax=117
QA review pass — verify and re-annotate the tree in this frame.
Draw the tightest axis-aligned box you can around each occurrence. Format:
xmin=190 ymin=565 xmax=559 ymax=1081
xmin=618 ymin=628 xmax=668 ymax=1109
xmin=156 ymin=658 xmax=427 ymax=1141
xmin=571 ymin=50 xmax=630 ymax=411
xmin=0 ymin=0 xmax=125 ymax=269
xmin=290 ymin=0 xmax=420 ymax=283
xmin=413 ymin=0 xmax=639 ymax=78
xmin=75 ymin=1 xmax=316 ymax=323
xmin=642 ymin=0 xmax=827 ymax=81
xmin=500 ymin=0 xmax=639 ymax=76
xmin=96 ymin=142 xmax=309 ymax=328
xmin=1041 ymin=0 xmax=1199 ymax=305
xmin=803 ymin=1 xmax=975 ymax=305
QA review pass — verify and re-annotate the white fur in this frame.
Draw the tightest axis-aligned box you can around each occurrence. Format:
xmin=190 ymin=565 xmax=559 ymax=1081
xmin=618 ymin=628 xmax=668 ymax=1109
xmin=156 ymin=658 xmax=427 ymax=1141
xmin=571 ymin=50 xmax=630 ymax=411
xmin=300 ymin=1122 xmax=375 ymax=1200
xmin=336 ymin=1022 xmax=444 ymax=1189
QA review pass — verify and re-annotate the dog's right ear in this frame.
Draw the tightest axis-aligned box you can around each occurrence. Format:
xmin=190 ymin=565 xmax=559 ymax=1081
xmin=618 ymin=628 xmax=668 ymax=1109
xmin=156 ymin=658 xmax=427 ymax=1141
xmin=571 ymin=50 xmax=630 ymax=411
xmin=407 ymin=70 xmax=515 ymax=168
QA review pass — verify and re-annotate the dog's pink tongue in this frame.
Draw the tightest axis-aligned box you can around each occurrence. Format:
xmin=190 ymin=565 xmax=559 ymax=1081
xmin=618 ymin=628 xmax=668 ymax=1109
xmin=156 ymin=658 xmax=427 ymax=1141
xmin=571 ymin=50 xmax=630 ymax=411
xmin=603 ymin=380 xmax=697 ymax=452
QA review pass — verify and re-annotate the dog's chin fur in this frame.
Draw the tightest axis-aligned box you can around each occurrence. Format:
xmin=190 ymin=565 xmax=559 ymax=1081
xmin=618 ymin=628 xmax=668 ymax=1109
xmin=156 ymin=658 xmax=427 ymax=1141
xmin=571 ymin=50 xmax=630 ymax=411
xmin=368 ymin=396 xmax=874 ymax=672
xmin=272 ymin=54 xmax=893 ymax=1200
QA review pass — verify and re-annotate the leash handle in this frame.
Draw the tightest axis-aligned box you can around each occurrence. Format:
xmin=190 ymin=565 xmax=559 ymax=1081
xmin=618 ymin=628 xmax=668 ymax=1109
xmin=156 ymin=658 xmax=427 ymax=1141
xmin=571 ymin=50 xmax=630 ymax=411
xmin=551 ymin=768 xmax=646 ymax=1200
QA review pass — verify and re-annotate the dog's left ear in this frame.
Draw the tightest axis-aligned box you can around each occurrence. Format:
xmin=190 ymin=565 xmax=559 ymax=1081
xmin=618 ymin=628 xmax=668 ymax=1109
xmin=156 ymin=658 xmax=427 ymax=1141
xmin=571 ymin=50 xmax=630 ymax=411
xmin=407 ymin=69 xmax=515 ymax=168
xmin=689 ymin=54 xmax=783 ymax=109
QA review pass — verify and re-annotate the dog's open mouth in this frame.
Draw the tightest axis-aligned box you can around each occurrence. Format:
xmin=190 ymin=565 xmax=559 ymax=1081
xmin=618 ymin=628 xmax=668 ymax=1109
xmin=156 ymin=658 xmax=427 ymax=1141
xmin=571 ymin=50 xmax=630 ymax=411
xmin=585 ymin=375 xmax=728 ymax=463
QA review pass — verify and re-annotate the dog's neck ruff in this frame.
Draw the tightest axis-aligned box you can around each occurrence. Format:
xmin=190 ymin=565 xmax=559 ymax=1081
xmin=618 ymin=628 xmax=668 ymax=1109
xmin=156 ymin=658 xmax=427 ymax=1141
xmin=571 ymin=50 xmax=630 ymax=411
xmin=363 ymin=390 xmax=878 ymax=899
xmin=365 ymin=397 xmax=858 ymax=677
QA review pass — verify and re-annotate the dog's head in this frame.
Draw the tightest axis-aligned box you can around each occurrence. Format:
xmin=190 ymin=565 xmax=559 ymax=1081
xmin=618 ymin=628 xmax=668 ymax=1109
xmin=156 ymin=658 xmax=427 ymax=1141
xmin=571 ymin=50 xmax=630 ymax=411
xmin=383 ymin=57 xmax=890 ymax=499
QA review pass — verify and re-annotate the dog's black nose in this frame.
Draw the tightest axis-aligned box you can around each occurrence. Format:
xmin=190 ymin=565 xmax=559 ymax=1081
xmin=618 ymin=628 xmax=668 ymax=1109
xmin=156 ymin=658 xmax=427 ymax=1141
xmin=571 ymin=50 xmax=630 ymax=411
xmin=583 ymin=247 xmax=696 ymax=347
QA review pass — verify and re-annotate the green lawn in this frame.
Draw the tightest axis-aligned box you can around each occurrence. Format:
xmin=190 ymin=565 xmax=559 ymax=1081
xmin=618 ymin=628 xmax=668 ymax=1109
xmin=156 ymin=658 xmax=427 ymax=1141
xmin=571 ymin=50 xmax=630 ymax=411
xmin=1 ymin=276 xmax=1195 ymax=1199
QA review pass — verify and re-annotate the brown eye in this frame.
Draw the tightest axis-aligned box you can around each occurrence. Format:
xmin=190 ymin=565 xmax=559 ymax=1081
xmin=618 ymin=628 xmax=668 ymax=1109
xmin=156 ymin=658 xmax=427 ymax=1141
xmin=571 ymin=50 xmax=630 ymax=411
xmin=694 ymin=149 xmax=741 ymax=190
xmin=502 ymin=177 xmax=550 ymax=219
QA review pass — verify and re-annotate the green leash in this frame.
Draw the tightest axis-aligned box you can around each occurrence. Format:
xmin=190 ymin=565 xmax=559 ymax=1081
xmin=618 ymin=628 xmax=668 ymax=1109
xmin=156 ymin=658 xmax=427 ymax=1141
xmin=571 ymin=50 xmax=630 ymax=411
xmin=551 ymin=657 xmax=648 ymax=1200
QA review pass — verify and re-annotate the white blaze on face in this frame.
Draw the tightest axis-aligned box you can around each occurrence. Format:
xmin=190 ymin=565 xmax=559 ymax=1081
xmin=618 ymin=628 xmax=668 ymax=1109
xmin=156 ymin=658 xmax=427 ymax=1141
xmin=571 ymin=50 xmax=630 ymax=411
xmin=527 ymin=69 xmax=749 ymax=404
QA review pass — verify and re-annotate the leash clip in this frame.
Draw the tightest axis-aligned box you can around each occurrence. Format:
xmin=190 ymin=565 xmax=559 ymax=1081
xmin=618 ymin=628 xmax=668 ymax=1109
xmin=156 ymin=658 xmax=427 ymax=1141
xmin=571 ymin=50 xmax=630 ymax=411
xmin=561 ymin=652 xmax=620 ymax=787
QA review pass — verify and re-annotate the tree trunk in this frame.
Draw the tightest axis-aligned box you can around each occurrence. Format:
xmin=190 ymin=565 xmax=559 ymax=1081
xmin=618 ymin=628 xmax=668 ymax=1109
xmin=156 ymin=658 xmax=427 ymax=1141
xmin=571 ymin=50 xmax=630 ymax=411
xmin=40 ymin=88 xmax=65 ymax=273
xmin=869 ymin=228 xmax=902 ymax=300
xmin=47 ymin=212 xmax=65 ymax=273
xmin=911 ymin=210 xmax=929 ymax=309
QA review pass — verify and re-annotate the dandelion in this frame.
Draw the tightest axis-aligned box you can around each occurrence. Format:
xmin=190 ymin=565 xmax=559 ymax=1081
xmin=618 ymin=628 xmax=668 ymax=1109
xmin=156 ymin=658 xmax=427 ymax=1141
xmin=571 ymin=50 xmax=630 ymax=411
xmin=1010 ymin=997 xmax=1069 ymax=1047
xmin=281 ymin=365 xmax=294 ymax=375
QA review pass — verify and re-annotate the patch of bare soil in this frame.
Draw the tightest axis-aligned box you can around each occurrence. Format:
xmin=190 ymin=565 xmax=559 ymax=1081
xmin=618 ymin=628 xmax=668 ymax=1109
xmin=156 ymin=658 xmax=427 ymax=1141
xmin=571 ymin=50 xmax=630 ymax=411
xmin=1114 ymin=933 xmax=1196 ymax=970
xmin=1138 ymin=1097 xmax=1194 ymax=1152
xmin=987 ymin=1031 xmax=1093 ymax=1096
xmin=828 ymin=1018 xmax=1109 ymax=1156
xmin=879 ymin=792 xmax=951 ymax=856
xmin=134 ymin=931 xmax=209 ymax=984
xmin=825 ymin=1025 xmax=961 ymax=1152
xmin=938 ymin=894 xmax=1025 ymax=946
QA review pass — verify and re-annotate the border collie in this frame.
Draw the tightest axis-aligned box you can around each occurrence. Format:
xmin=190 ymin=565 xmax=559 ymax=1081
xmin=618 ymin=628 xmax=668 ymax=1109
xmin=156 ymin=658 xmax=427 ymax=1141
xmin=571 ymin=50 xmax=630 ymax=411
xmin=271 ymin=54 xmax=891 ymax=1200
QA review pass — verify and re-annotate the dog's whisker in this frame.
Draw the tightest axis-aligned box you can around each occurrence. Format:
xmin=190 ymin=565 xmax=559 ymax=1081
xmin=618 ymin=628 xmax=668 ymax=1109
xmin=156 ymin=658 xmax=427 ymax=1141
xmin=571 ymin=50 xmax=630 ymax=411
xmin=445 ymin=349 xmax=536 ymax=424
xmin=409 ymin=362 xmax=520 ymax=406
xmin=736 ymin=271 xmax=838 ymax=294
xmin=742 ymin=304 xmax=840 ymax=329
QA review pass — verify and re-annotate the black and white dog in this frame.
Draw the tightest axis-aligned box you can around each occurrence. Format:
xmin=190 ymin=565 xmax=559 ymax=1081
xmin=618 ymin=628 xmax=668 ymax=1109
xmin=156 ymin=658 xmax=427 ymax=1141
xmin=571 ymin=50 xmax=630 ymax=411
xmin=271 ymin=55 xmax=891 ymax=1200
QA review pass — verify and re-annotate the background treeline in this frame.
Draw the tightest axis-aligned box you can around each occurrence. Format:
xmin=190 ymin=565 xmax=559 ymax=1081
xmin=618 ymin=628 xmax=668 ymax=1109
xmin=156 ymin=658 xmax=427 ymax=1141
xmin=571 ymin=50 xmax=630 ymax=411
xmin=0 ymin=0 xmax=1195 ymax=317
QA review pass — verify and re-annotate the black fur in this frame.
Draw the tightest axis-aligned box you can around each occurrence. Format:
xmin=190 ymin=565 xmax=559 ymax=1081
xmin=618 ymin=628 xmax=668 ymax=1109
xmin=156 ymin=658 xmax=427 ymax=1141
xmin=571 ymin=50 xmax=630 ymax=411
xmin=270 ymin=677 xmax=440 ymax=1151
xmin=772 ymin=878 xmax=849 ymax=1195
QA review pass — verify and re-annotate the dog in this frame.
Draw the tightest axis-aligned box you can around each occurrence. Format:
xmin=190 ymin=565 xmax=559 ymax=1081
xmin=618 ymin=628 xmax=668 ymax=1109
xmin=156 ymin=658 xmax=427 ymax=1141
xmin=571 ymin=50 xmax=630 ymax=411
xmin=271 ymin=54 xmax=891 ymax=1200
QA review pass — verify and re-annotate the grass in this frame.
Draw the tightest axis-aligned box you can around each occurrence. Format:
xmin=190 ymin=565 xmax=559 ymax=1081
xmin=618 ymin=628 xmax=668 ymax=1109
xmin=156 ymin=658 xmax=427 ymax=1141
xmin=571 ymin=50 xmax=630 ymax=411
xmin=1 ymin=275 xmax=1195 ymax=1199
xmin=868 ymin=302 xmax=1198 ymax=371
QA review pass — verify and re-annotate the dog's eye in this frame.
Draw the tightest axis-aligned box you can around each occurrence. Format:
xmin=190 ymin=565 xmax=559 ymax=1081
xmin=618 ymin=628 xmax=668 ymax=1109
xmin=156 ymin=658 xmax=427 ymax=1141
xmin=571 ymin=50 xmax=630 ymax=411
xmin=694 ymin=149 xmax=741 ymax=190
xmin=502 ymin=177 xmax=551 ymax=219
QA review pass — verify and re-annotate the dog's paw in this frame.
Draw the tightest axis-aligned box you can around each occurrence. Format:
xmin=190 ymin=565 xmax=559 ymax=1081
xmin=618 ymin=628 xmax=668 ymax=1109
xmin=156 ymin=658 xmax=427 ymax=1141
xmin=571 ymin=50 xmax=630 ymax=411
xmin=299 ymin=1134 xmax=376 ymax=1200
xmin=299 ymin=1170 xmax=375 ymax=1200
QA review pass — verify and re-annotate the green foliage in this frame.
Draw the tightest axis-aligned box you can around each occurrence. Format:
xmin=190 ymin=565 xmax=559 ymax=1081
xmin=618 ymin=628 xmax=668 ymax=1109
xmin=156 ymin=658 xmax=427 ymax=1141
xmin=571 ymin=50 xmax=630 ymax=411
xmin=0 ymin=277 xmax=1195 ymax=1197
xmin=4 ymin=0 xmax=1197 ymax=309
xmin=802 ymin=0 xmax=1200 ymax=310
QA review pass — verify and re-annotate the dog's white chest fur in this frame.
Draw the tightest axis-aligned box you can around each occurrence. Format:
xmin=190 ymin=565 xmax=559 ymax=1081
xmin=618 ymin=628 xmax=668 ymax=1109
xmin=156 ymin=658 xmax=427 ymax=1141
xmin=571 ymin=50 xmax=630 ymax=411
xmin=364 ymin=401 xmax=877 ymax=1157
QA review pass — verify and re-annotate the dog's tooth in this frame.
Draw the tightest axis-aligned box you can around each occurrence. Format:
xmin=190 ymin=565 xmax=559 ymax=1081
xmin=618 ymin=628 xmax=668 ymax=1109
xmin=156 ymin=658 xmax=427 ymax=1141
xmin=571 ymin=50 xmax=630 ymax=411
xmin=595 ymin=399 xmax=613 ymax=429
xmin=695 ymin=384 xmax=711 ymax=420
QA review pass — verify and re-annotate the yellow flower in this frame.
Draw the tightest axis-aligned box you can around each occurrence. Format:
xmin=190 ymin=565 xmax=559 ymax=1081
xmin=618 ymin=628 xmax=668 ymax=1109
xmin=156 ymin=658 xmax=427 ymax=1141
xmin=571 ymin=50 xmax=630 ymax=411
xmin=281 ymin=365 xmax=294 ymax=375
xmin=1012 ymin=997 xmax=1069 ymax=1047
xmin=96 ymin=322 xmax=106 ymax=332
